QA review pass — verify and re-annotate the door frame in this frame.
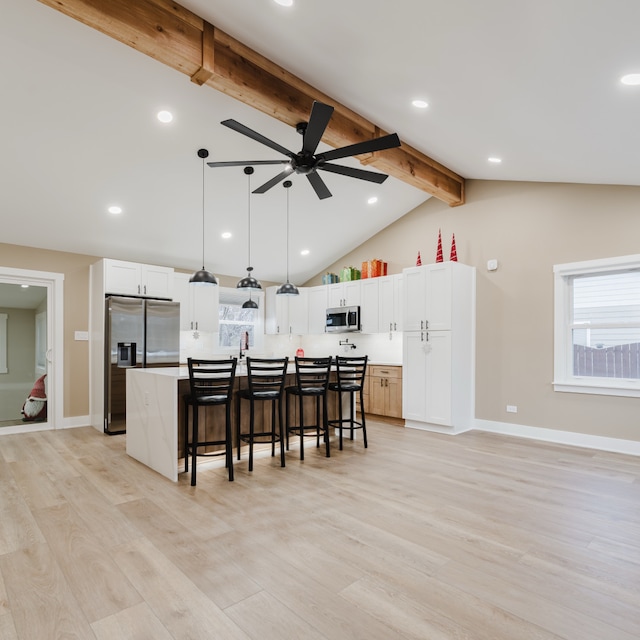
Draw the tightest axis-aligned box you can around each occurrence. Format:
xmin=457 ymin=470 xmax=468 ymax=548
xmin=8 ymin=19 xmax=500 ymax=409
xmin=0 ymin=267 xmax=64 ymax=433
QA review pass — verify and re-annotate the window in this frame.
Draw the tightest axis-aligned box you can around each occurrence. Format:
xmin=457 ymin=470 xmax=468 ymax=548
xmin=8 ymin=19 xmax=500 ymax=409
xmin=554 ymin=254 xmax=640 ymax=397
xmin=217 ymin=287 xmax=264 ymax=354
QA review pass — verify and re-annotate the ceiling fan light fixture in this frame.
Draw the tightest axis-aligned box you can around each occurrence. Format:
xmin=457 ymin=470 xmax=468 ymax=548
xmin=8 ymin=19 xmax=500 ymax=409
xmin=190 ymin=148 xmax=218 ymax=286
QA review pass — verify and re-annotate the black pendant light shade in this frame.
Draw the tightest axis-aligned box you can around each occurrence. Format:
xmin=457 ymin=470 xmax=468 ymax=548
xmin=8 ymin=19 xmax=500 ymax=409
xmin=276 ymin=180 xmax=299 ymax=296
xmin=242 ymin=296 xmax=259 ymax=309
xmin=190 ymin=148 xmax=218 ymax=286
xmin=237 ymin=167 xmax=262 ymax=292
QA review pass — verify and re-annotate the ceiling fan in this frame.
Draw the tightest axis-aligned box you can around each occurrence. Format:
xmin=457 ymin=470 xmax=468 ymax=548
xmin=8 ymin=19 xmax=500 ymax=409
xmin=207 ymin=101 xmax=401 ymax=200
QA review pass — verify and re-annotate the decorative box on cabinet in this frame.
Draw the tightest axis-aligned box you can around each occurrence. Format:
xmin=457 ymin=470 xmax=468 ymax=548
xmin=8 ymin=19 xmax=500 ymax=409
xmin=103 ymin=258 xmax=174 ymax=299
xmin=173 ymin=272 xmax=219 ymax=333
xmin=402 ymin=261 xmax=475 ymax=434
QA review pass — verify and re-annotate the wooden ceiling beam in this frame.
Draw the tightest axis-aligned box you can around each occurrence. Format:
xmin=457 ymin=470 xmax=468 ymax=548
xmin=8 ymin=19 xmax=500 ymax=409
xmin=38 ymin=0 xmax=465 ymax=206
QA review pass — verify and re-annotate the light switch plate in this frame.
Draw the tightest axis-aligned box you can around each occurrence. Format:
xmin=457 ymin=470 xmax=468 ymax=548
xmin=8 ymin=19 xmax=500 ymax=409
xmin=487 ymin=259 xmax=498 ymax=271
xmin=74 ymin=331 xmax=89 ymax=341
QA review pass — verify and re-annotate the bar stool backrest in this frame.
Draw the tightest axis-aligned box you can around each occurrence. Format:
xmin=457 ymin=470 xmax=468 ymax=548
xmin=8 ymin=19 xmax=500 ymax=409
xmin=245 ymin=357 xmax=289 ymax=397
xmin=187 ymin=358 xmax=237 ymax=402
xmin=294 ymin=356 xmax=332 ymax=393
xmin=334 ymin=355 xmax=368 ymax=391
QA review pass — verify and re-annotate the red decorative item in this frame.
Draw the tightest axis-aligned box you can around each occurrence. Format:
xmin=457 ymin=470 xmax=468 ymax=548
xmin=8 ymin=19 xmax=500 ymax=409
xmin=436 ymin=229 xmax=444 ymax=263
xmin=450 ymin=233 xmax=458 ymax=262
xmin=416 ymin=251 xmax=422 ymax=266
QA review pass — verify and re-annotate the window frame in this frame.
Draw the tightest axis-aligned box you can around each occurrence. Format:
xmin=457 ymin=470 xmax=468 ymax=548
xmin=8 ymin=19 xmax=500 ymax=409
xmin=217 ymin=287 xmax=265 ymax=356
xmin=553 ymin=253 xmax=640 ymax=397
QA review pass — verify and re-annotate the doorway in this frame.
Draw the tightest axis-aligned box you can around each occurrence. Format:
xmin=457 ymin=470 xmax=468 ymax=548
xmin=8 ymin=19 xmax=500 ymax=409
xmin=0 ymin=268 xmax=64 ymax=433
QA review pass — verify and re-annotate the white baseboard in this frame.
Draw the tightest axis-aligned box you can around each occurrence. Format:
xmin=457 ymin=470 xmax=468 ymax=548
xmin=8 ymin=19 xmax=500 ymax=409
xmin=62 ymin=414 xmax=91 ymax=430
xmin=474 ymin=418 xmax=640 ymax=457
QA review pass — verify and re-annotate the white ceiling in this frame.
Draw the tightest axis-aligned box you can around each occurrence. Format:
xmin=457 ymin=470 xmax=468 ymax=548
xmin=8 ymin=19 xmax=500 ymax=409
xmin=3 ymin=0 xmax=640 ymax=285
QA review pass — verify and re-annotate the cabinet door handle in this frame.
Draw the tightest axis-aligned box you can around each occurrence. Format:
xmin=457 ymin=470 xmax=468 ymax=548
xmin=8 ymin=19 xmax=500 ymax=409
xmin=138 ymin=284 xmax=141 ymax=295
xmin=426 ymin=331 xmax=429 ymax=342
xmin=195 ymin=321 xmax=198 ymax=330
xmin=425 ymin=320 xmax=429 ymax=329
xmin=380 ymin=379 xmax=383 ymax=388
xmin=144 ymin=285 xmax=147 ymax=295
xmin=393 ymin=322 xmax=396 ymax=331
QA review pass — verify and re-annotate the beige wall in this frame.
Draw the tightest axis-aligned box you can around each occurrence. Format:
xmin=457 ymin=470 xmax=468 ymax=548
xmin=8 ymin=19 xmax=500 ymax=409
xmin=311 ymin=180 xmax=640 ymax=443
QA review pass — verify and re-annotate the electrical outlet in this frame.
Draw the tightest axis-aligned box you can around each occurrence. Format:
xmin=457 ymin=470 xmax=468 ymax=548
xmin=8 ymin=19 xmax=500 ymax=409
xmin=506 ymin=405 xmax=517 ymax=413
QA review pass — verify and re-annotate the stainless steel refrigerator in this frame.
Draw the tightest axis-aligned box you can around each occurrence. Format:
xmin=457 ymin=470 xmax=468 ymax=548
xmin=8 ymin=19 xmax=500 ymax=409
xmin=104 ymin=296 xmax=180 ymax=434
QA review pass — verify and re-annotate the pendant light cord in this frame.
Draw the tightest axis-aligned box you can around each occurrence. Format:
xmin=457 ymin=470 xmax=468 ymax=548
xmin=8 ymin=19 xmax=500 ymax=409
xmin=285 ymin=183 xmax=290 ymax=282
xmin=247 ymin=169 xmax=252 ymax=268
xmin=201 ymin=155 xmax=205 ymax=268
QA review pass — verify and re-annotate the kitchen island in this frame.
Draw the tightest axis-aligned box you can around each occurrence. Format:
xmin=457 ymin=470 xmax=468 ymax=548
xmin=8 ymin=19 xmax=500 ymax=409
xmin=126 ymin=363 xmax=345 ymax=481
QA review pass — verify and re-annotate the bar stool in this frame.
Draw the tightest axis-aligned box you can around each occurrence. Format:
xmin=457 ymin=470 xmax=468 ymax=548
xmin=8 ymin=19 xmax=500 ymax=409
xmin=236 ymin=357 xmax=288 ymax=472
xmin=184 ymin=357 xmax=237 ymax=486
xmin=285 ymin=356 xmax=332 ymax=460
xmin=328 ymin=355 xmax=368 ymax=450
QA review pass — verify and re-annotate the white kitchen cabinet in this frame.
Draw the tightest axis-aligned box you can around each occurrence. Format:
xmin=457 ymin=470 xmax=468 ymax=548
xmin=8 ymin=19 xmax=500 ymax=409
xmin=103 ymin=259 xmax=174 ymax=299
xmin=402 ymin=261 xmax=475 ymax=434
xmin=359 ymin=278 xmax=379 ymax=333
xmin=265 ymin=287 xmax=308 ymax=335
xmin=307 ymin=285 xmax=328 ymax=334
xmin=173 ymin=272 xmax=219 ymax=333
xmin=403 ymin=262 xmax=452 ymax=331
xmin=327 ymin=280 xmax=361 ymax=308
xmin=378 ymin=273 xmax=403 ymax=334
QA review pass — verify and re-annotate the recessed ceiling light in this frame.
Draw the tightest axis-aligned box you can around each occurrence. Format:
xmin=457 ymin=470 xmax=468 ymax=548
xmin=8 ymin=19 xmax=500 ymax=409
xmin=300 ymin=249 xmax=310 ymax=256
xmin=157 ymin=110 xmax=173 ymax=123
xmin=368 ymin=196 xmax=378 ymax=205
xmin=274 ymin=0 xmax=293 ymax=6
xmin=412 ymin=99 xmax=429 ymax=109
xmin=108 ymin=205 xmax=123 ymax=214
xmin=221 ymin=232 xmax=232 ymax=239
xmin=620 ymin=73 xmax=640 ymax=86
xmin=487 ymin=157 xmax=502 ymax=164
xmin=21 ymin=284 xmax=29 ymax=289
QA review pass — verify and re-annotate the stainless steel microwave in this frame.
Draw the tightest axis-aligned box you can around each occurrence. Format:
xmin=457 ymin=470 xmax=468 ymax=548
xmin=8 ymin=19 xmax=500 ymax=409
xmin=326 ymin=306 xmax=360 ymax=333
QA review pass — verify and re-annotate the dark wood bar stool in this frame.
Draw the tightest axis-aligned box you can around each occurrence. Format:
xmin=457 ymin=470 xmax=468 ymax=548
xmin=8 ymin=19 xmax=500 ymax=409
xmin=285 ymin=356 xmax=332 ymax=460
xmin=184 ymin=357 xmax=237 ymax=486
xmin=236 ymin=357 xmax=288 ymax=472
xmin=328 ymin=355 xmax=368 ymax=450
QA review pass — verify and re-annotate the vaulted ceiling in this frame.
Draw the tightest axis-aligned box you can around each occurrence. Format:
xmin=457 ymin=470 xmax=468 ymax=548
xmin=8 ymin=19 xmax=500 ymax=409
xmin=3 ymin=0 xmax=640 ymax=284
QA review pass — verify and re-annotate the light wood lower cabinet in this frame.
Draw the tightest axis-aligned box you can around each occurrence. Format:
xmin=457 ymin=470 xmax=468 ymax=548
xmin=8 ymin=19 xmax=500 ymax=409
xmin=362 ymin=365 xmax=403 ymax=423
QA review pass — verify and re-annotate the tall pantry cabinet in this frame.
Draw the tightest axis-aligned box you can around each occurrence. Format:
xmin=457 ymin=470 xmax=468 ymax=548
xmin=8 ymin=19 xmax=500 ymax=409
xmin=402 ymin=261 xmax=475 ymax=434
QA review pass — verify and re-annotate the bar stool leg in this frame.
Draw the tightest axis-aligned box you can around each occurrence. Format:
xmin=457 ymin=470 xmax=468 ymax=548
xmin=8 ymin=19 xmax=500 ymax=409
xmin=191 ymin=403 xmax=198 ymax=486
xmin=225 ymin=401 xmax=234 ymax=481
xmin=278 ymin=396 xmax=286 ymax=468
xmin=298 ymin=393 xmax=305 ymax=460
xmin=360 ymin=388 xmax=368 ymax=448
xmin=184 ymin=400 xmax=189 ymax=474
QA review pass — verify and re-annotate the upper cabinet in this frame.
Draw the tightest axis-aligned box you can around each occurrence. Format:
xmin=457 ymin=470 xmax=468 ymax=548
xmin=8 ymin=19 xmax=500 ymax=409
xmin=379 ymin=273 xmax=403 ymax=334
xmin=307 ymin=285 xmax=328 ymax=334
xmin=359 ymin=278 xmax=379 ymax=334
xmin=173 ymin=272 xmax=219 ymax=333
xmin=327 ymin=280 xmax=361 ymax=308
xmin=403 ymin=263 xmax=453 ymax=331
xmin=103 ymin=259 xmax=174 ymax=299
xmin=265 ymin=287 xmax=309 ymax=335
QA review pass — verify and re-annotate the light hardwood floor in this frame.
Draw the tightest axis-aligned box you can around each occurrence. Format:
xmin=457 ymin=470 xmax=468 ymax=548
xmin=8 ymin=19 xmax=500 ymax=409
xmin=0 ymin=422 xmax=639 ymax=640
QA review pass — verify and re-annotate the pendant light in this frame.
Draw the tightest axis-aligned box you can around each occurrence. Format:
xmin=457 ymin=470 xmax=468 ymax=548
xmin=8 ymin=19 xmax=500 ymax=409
xmin=237 ymin=166 xmax=262 ymax=293
xmin=276 ymin=180 xmax=299 ymax=296
xmin=190 ymin=148 xmax=218 ymax=285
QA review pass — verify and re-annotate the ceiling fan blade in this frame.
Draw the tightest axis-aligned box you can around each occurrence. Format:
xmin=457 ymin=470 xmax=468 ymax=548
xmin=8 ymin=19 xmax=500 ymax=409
xmin=306 ymin=171 xmax=332 ymax=200
xmin=207 ymin=160 xmax=290 ymax=168
xmin=221 ymin=119 xmax=295 ymax=158
xmin=252 ymin=166 xmax=294 ymax=194
xmin=318 ymin=162 xmax=389 ymax=184
xmin=317 ymin=132 xmax=401 ymax=162
xmin=302 ymin=101 xmax=334 ymax=155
